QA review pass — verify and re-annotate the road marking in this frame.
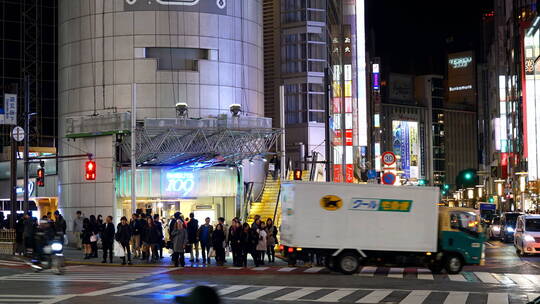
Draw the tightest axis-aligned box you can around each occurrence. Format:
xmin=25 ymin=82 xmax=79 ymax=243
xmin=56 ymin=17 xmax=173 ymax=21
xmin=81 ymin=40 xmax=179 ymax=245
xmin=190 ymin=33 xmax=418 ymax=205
xmin=252 ymin=267 xmax=269 ymax=271
xmin=116 ymin=283 xmax=183 ymax=296
xmin=399 ymin=290 xmax=430 ymax=304
xmin=277 ymin=267 xmax=297 ymax=272
xmin=475 ymin=272 xmax=500 ymax=284
xmin=313 ymin=289 xmax=357 ymax=302
xmin=447 ymin=274 xmax=467 ymax=282
xmin=491 ymin=273 xmax=515 ymax=285
xmin=234 ymin=286 xmax=286 ymax=300
xmin=81 ymin=283 xmax=149 ymax=296
xmin=358 ymin=266 xmax=377 ymax=277
xmin=388 ymin=267 xmax=404 ymax=278
xmin=443 ymin=291 xmax=469 ymax=304
xmin=217 ymin=285 xmax=251 ymax=296
xmin=304 ymin=267 xmax=325 ymax=273
xmin=524 ymin=274 xmax=540 ymax=286
xmin=528 ymin=293 xmax=540 ymax=301
xmin=166 ymin=286 xmax=196 ymax=296
xmin=486 ymin=293 xmax=509 ymax=304
xmin=273 ymin=287 xmax=320 ymax=301
xmin=356 ymin=290 xmax=392 ymax=303
xmin=416 ymin=268 xmax=434 ymax=280
xmin=505 ymin=274 xmax=536 ymax=287
xmin=40 ymin=294 xmax=78 ymax=304
xmin=227 ymin=267 xmax=243 ymax=270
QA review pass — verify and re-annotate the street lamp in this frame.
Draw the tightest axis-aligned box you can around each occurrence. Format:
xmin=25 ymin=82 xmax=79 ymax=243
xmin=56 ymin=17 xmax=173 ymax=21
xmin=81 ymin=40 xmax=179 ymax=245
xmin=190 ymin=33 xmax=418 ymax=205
xmin=495 ymin=179 xmax=505 ymax=197
xmin=229 ymin=104 xmax=242 ymax=117
xmin=467 ymin=188 xmax=475 ymax=200
xmin=476 ymin=185 xmax=484 ymax=200
xmin=176 ymin=102 xmax=189 ymax=117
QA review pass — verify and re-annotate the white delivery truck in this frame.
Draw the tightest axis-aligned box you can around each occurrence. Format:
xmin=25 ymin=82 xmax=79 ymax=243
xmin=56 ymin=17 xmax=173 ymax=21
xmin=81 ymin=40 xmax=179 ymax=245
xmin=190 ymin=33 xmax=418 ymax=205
xmin=280 ymin=181 xmax=485 ymax=274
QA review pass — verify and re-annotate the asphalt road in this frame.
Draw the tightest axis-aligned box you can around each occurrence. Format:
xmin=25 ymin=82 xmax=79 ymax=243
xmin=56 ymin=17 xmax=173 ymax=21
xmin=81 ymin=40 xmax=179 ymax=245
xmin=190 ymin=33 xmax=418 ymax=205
xmin=0 ymin=240 xmax=539 ymax=304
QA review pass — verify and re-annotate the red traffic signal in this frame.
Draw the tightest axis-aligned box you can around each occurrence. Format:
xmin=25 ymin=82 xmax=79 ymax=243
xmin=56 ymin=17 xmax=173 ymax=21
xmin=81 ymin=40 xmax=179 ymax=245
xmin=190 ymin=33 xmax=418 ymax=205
xmin=85 ymin=160 xmax=96 ymax=180
xmin=37 ymin=168 xmax=45 ymax=187
xmin=293 ymin=169 xmax=302 ymax=181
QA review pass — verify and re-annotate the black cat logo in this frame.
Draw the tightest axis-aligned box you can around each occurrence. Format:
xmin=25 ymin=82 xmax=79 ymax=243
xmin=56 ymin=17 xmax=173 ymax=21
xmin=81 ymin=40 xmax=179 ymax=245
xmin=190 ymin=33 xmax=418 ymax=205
xmin=320 ymin=195 xmax=342 ymax=211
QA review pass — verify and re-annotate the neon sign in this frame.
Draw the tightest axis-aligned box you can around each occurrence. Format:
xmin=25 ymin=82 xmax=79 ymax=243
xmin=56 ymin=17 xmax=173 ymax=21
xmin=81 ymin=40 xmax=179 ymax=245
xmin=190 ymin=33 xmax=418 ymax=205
xmin=449 ymin=85 xmax=472 ymax=92
xmin=16 ymin=182 xmax=34 ymax=196
xmin=165 ymin=172 xmax=195 ymax=196
xmin=448 ymin=57 xmax=472 ymax=69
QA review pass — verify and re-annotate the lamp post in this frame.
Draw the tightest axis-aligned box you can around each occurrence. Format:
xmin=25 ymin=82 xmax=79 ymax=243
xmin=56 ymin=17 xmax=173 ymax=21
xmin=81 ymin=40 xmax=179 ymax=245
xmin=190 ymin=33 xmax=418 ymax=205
xmin=495 ymin=179 xmax=505 ymax=211
xmin=516 ymin=172 xmax=528 ymax=211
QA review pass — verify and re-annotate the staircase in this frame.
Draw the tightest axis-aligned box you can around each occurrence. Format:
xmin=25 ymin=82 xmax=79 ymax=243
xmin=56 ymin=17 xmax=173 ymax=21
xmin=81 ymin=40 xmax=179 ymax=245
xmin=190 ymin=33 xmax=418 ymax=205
xmin=247 ymin=170 xmax=310 ymax=228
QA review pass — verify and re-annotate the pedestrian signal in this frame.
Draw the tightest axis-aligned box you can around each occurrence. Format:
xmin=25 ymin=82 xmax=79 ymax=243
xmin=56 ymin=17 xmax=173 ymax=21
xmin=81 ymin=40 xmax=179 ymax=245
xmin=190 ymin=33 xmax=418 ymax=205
xmin=37 ymin=168 xmax=45 ymax=187
xmin=293 ymin=169 xmax=302 ymax=181
xmin=85 ymin=160 xmax=96 ymax=180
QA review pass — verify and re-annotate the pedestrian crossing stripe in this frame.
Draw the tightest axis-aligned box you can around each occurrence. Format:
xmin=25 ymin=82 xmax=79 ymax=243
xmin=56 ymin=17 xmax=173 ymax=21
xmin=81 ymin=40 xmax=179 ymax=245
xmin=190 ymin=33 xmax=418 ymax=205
xmin=75 ymin=283 xmax=539 ymax=304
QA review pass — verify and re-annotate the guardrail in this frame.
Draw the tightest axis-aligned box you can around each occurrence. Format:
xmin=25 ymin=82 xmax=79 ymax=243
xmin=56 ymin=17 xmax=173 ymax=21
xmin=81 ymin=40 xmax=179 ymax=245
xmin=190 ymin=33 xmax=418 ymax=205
xmin=0 ymin=229 xmax=16 ymax=255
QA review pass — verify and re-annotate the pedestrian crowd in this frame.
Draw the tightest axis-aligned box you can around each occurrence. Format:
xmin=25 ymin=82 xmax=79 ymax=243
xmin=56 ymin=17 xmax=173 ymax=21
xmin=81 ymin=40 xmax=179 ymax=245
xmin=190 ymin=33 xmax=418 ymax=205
xmin=71 ymin=211 xmax=279 ymax=267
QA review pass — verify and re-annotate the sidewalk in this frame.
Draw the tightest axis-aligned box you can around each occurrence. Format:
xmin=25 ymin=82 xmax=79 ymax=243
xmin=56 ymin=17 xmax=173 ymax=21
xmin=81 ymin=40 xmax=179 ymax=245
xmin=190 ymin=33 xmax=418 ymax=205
xmin=63 ymin=248 xmax=288 ymax=268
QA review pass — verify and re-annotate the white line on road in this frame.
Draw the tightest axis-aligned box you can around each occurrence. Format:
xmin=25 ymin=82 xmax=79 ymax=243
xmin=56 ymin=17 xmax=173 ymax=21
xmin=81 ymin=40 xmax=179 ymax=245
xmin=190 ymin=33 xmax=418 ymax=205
xmin=356 ymin=290 xmax=393 ymax=303
xmin=234 ymin=286 xmax=286 ymax=300
xmin=491 ymin=273 xmax=515 ymax=285
xmin=528 ymin=293 xmax=540 ymax=301
xmin=252 ymin=267 xmax=269 ymax=271
xmin=273 ymin=287 xmax=320 ymax=301
xmin=524 ymin=274 xmax=540 ymax=286
xmin=304 ymin=267 xmax=325 ymax=273
xmin=116 ymin=283 xmax=184 ymax=296
xmin=277 ymin=267 xmax=297 ymax=272
xmin=217 ymin=285 xmax=251 ymax=296
xmin=443 ymin=292 xmax=468 ymax=304
xmin=81 ymin=283 xmax=149 ymax=296
xmin=505 ymin=274 xmax=536 ymax=287
xmin=416 ymin=268 xmax=434 ymax=280
xmin=313 ymin=289 xmax=357 ymax=302
xmin=357 ymin=266 xmax=377 ymax=277
xmin=447 ymin=274 xmax=467 ymax=282
xmin=40 ymin=294 xmax=78 ymax=304
xmin=486 ymin=293 xmax=509 ymax=304
xmin=399 ymin=290 xmax=431 ymax=304
xmin=474 ymin=272 xmax=500 ymax=284
xmin=387 ymin=268 xmax=404 ymax=278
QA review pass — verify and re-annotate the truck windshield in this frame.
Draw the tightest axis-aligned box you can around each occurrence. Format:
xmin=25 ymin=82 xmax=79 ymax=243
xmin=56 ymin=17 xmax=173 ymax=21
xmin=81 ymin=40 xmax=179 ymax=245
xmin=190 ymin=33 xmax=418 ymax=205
xmin=450 ymin=211 xmax=479 ymax=233
xmin=526 ymin=219 xmax=540 ymax=232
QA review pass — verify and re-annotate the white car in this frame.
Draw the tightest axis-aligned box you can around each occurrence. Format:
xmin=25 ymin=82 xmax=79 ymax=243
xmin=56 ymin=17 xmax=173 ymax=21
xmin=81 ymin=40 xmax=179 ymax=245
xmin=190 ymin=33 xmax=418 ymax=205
xmin=514 ymin=214 xmax=540 ymax=256
xmin=487 ymin=216 xmax=501 ymax=239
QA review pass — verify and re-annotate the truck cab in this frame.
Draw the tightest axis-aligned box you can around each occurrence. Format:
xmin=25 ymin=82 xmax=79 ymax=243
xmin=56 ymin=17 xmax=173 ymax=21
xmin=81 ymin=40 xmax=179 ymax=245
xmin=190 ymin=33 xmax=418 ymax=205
xmin=430 ymin=207 xmax=485 ymax=273
xmin=514 ymin=214 xmax=540 ymax=256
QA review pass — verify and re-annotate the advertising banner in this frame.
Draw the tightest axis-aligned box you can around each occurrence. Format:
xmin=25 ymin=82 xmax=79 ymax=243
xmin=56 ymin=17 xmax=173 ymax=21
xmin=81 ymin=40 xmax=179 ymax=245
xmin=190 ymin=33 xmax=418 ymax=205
xmin=392 ymin=121 xmax=421 ymax=179
xmin=124 ymin=0 xmax=227 ymax=14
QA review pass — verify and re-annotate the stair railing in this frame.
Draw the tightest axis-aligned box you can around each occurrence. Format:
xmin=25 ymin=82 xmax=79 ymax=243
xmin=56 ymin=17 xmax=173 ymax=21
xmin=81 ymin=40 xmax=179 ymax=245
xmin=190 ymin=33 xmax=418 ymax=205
xmin=242 ymin=182 xmax=254 ymax=222
xmin=272 ymin=185 xmax=282 ymax=227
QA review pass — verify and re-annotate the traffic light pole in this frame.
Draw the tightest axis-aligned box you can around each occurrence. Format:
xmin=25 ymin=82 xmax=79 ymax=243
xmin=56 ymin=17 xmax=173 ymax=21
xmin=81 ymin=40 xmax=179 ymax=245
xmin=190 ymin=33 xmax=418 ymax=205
xmin=23 ymin=75 xmax=29 ymax=214
xmin=9 ymin=131 xmax=17 ymax=228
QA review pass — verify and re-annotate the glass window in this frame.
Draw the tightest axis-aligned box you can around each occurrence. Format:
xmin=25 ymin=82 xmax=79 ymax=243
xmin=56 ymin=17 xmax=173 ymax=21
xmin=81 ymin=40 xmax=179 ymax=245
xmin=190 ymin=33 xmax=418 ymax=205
xmin=450 ymin=211 xmax=479 ymax=233
xmin=525 ymin=219 xmax=540 ymax=232
xmin=492 ymin=216 xmax=500 ymax=225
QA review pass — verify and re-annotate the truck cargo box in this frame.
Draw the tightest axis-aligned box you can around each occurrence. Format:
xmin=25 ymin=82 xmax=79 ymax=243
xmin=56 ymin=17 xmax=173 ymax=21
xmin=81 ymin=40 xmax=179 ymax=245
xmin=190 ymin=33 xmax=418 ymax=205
xmin=280 ymin=181 xmax=440 ymax=253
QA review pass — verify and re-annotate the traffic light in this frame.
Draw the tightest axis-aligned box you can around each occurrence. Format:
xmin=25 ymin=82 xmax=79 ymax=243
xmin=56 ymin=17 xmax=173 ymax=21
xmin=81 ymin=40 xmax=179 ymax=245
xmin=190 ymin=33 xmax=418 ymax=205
xmin=418 ymin=179 xmax=427 ymax=186
xmin=443 ymin=184 xmax=450 ymax=191
xmin=456 ymin=169 xmax=477 ymax=188
xmin=36 ymin=168 xmax=45 ymax=187
xmin=293 ymin=169 xmax=302 ymax=181
xmin=489 ymin=196 xmax=494 ymax=203
xmin=85 ymin=160 xmax=96 ymax=180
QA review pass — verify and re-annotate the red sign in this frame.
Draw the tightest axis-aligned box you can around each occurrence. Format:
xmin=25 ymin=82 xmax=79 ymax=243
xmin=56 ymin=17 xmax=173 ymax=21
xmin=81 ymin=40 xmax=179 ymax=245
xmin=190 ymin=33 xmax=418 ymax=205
xmin=334 ymin=165 xmax=343 ymax=183
xmin=346 ymin=164 xmax=354 ymax=183
xmin=345 ymin=130 xmax=353 ymax=146
xmin=382 ymin=172 xmax=397 ymax=185
xmin=381 ymin=151 xmax=396 ymax=166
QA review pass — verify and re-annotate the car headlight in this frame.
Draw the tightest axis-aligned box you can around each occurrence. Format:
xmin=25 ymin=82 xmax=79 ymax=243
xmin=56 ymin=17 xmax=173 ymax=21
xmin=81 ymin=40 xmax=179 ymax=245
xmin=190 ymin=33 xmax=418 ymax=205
xmin=492 ymin=226 xmax=500 ymax=232
xmin=523 ymin=234 xmax=535 ymax=242
xmin=51 ymin=242 xmax=63 ymax=252
xmin=506 ymin=227 xmax=514 ymax=233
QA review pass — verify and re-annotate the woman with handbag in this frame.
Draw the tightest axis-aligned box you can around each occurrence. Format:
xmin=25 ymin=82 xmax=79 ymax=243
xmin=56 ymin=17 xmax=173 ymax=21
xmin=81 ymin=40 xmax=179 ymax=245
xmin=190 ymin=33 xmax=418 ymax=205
xmin=89 ymin=215 xmax=99 ymax=258
xmin=171 ymin=220 xmax=188 ymax=267
xmin=81 ymin=218 xmax=93 ymax=259
xmin=266 ymin=218 xmax=278 ymax=263
xmin=116 ymin=216 xmax=132 ymax=265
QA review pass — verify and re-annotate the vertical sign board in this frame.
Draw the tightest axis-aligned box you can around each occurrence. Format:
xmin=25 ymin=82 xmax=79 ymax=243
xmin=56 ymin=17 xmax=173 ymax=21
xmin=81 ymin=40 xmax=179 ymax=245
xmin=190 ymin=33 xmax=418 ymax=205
xmin=0 ymin=94 xmax=17 ymax=125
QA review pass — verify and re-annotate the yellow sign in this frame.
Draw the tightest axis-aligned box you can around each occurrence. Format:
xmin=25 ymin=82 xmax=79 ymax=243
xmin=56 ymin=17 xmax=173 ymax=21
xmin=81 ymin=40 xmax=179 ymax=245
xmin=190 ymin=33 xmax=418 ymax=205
xmin=320 ymin=195 xmax=343 ymax=211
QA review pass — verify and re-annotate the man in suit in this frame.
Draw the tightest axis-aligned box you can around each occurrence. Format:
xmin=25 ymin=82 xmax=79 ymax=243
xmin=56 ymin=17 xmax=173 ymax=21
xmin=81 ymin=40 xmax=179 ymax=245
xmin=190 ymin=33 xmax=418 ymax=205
xmin=101 ymin=216 xmax=115 ymax=263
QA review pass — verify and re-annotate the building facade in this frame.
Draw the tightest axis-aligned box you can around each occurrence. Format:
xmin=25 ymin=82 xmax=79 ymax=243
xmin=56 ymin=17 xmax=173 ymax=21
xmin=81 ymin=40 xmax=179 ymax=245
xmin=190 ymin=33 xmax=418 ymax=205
xmin=57 ymin=0 xmax=266 ymax=228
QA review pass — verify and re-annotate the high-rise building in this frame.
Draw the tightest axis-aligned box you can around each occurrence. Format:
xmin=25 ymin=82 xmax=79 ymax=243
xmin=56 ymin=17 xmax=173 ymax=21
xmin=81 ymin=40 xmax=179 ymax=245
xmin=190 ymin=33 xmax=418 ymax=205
xmin=263 ymin=0 xmax=369 ymax=182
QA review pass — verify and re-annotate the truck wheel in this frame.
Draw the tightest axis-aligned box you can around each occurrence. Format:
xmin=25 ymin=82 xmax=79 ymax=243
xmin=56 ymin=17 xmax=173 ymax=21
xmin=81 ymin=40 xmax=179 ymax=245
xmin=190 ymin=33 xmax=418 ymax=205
xmin=444 ymin=255 xmax=463 ymax=274
xmin=337 ymin=253 xmax=360 ymax=275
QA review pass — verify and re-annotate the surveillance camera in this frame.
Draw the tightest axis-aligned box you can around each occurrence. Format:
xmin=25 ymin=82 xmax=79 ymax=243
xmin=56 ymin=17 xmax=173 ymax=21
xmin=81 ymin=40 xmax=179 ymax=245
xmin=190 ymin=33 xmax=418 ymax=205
xmin=176 ymin=102 xmax=188 ymax=117
xmin=229 ymin=104 xmax=241 ymax=117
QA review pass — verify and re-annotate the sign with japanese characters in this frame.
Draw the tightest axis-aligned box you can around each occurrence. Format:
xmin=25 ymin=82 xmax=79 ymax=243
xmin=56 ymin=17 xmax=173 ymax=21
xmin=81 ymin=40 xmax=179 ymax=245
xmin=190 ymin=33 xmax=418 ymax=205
xmin=350 ymin=198 xmax=412 ymax=212
xmin=0 ymin=94 xmax=17 ymax=125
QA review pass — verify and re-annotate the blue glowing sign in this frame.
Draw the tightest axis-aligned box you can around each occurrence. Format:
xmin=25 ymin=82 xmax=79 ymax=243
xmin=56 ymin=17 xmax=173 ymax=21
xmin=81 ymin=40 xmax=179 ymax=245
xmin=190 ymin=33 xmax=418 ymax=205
xmin=373 ymin=73 xmax=380 ymax=90
xmin=16 ymin=182 xmax=34 ymax=196
xmin=165 ymin=172 xmax=195 ymax=196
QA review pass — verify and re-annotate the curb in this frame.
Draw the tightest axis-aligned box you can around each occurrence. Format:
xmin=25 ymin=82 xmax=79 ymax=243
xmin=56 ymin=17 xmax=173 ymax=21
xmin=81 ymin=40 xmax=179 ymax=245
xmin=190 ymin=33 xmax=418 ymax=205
xmin=65 ymin=260 xmax=175 ymax=267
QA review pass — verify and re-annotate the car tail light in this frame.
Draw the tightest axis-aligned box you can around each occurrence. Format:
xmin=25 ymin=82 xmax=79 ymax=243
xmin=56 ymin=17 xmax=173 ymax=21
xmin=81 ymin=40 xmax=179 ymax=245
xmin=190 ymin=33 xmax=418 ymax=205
xmin=287 ymin=247 xmax=294 ymax=253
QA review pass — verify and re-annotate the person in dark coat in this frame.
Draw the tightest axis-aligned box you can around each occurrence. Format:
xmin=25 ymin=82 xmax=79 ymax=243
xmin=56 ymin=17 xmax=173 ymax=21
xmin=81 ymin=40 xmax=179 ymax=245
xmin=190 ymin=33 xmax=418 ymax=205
xmin=129 ymin=213 xmax=142 ymax=259
xmin=212 ymin=224 xmax=226 ymax=266
xmin=197 ymin=217 xmax=213 ymax=264
xmin=89 ymin=215 xmax=99 ymax=258
xmin=239 ymin=223 xmax=254 ymax=267
xmin=15 ymin=214 xmax=25 ymax=255
xmin=228 ymin=219 xmax=242 ymax=266
xmin=153 ymin=214 xmax=164 ymax=259
xmin=116 ymin=216 xmax=132 ymax=265
xmin=22 ymin=212 xmax=35 ymax=256
xmin=171 ymin=220 xmax=188 ymax=267
xmin=81 ymin=218 xmax=93 ymax=259
xmin=186 ymin=213 xmax=199 ymax=262
xmin=144 ymin=217 xmax=160 ymax=263
xmin=101 ymin=216 xmax=115 ymax=263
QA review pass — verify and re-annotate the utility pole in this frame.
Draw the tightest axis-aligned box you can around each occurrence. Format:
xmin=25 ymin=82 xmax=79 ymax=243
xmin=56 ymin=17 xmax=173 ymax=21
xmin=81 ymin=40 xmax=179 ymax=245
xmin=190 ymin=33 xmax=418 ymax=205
xmin=23 ymin=75 xmax=30 ymax=214
xmin=279 ymin=86 xmax=286 ymax=180
xmin=131 ymin=83 xmax=137 ymax=214
xmin=9 ymin=130 xmax=17 ymax=228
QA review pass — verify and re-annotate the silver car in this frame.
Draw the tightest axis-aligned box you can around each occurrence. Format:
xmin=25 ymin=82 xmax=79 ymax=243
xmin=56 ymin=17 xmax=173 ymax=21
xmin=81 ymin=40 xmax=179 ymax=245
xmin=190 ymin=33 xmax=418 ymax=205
xmin=488 ymin=216 xmax=501 ymax=239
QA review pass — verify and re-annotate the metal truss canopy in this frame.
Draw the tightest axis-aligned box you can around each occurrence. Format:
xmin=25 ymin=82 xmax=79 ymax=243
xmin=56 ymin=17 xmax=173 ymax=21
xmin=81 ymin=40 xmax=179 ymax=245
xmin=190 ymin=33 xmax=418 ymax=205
xmin=120 ymin=118 xmax=279 ymax=167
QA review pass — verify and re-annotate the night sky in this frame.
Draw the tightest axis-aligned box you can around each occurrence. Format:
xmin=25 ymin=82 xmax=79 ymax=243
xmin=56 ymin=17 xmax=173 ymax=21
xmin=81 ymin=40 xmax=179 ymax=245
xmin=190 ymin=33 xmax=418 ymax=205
xmin=366 ymin=0 xmax=493 ymax=75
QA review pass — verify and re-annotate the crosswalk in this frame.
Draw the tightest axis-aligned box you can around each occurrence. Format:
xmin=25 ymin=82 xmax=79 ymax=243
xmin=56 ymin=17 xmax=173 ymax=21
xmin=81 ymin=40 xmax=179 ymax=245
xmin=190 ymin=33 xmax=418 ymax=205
xmin=33 ymin=282 xmax=539 ymax=304
xmin=0 ymin=265 xmax=176 ymax=283
xmin=0 ymin=259 xmax=27 ymax=267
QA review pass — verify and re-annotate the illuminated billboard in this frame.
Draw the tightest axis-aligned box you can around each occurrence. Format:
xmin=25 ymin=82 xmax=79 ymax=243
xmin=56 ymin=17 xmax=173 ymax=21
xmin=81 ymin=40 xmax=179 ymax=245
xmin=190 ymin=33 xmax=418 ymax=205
xmin=392 ymin=121 xmax=421 ymax=179
xmin=523 ymin=26 xmax=540 ymax=180
xmin=447 ymin=51 xmax=476 ymax=106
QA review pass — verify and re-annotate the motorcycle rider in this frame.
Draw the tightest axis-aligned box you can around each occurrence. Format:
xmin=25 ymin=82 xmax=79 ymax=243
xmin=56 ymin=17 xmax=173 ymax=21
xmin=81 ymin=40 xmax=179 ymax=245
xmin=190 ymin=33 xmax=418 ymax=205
xmin=33 ymin=217 xmax=56 ymax=264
